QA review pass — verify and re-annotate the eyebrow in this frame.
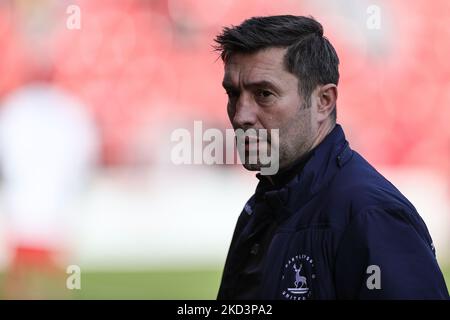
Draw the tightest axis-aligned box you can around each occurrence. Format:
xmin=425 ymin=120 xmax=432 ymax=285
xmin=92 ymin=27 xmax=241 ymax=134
xmin=222 ymin=79 xmax=280 ymax=91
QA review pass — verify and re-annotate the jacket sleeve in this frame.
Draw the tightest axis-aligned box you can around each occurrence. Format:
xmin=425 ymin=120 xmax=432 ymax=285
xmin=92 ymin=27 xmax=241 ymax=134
xmin=334 ymin=205 xmax=449 ymax=299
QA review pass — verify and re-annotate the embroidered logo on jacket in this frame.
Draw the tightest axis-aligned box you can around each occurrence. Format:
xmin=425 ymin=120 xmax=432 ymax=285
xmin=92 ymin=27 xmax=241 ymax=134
xmin=281 ymin=254 xmax=315 ymax=300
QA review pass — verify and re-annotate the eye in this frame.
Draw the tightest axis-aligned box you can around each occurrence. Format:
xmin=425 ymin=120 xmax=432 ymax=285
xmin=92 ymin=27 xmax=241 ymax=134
xmin=256 ymin=89 xmax=274 ymax=98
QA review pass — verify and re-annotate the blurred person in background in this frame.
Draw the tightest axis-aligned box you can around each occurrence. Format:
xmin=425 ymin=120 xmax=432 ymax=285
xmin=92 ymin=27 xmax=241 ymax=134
xmin=0 ymin=72 xmax=98 ymax=298
xmin=215 ymin=15 xmax=449 ymax=300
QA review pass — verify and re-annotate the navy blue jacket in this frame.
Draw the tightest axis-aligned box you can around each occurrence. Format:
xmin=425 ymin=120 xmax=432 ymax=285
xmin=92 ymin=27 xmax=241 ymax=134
xmin=218 ymin=124 xmax=449 ymax=300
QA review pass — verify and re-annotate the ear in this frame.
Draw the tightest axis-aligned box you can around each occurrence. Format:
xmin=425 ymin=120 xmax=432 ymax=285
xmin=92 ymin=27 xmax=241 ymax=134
xmin=315 ymin=84 xmax=337 ymax=122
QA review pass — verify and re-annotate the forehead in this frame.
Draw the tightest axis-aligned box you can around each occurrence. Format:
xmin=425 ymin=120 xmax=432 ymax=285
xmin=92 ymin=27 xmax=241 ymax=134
xmin=223 ymin=47 xmax=293 ymax=85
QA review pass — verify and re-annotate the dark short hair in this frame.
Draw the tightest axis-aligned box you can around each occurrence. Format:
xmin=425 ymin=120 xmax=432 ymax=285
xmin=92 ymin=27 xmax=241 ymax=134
xmin=214 ymin=15 xmax=339 ymax=121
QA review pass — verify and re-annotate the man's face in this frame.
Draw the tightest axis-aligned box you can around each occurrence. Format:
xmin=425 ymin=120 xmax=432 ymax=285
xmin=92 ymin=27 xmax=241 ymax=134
xmin=222 ymin=47 xmax=317 ymax=172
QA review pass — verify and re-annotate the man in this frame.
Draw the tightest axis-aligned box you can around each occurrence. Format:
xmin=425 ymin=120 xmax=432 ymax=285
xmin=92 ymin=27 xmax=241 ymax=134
xmin=214 ymin=15 xmax=449 ymax=300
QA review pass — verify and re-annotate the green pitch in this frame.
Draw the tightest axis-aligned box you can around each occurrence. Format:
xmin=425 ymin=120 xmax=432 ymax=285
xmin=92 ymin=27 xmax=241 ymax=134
xmin=73 ymin=268 xmax=222 ymax=300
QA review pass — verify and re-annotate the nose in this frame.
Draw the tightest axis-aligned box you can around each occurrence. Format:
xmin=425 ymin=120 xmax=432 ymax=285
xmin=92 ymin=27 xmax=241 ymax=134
xmin=230 ymin=94 xmax=258 ymax=129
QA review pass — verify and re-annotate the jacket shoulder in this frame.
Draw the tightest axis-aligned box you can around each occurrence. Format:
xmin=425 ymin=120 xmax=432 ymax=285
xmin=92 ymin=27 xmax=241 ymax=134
xmin=322 ymin=151 xmax=418 ymax=226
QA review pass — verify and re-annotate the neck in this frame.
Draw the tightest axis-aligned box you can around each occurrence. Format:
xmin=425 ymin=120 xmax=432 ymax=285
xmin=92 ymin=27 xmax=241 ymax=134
xmin=309 ymin=121 xmax=335 ymax=154
xmin=262 ymin=145 xmax=315 ymax=188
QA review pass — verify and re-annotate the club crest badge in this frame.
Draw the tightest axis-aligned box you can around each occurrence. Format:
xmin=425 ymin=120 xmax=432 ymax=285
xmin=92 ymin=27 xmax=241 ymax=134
xmin=280 ymin=253 xmax=315 ymax=300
